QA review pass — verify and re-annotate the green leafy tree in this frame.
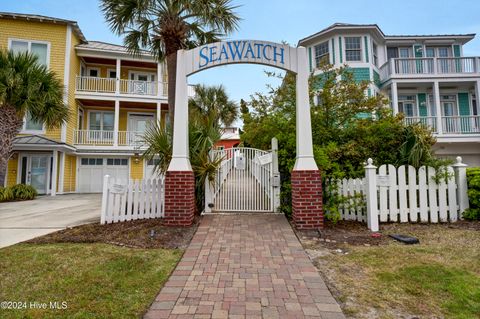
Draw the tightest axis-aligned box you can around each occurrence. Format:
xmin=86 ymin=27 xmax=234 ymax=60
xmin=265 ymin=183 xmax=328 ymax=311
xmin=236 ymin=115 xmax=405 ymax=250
xmin=0 ymin=50 xmax=69 ymax=186
xmin=241 ymin=63 xmax=439 ymax=217
xmin=189 ymin=84 xmax=238 ymax=127
xmin=101 ymin=0 xmax=240 ymax=121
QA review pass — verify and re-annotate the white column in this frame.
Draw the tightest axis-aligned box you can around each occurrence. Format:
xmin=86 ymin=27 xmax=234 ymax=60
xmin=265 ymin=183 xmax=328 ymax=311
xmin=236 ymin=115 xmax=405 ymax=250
xmin=391 ymin=81 xmax=399 ymax=115
xmin=113 ymin=100 xmax=120 ymax=146
xmin=58 ymin=151 xmax=65 ymax=194
xmin=364 ymin=158 xmax=379 ymax=232
xmin=115 ymin=58 xmax=121 ymax=94
xmin=157 ymin=62 xmax=162 ymax=97
xmin=293 ymin=46 xmax=318 ymax=171
xmin=167 ymin=50 xmax=192 ymax=171
xmin=433 ymin=81 xmax=443 ymax=134
xmin=475 ymin=80 xmax=480 ymax=111
xmin=452 ymin=156 xmax=469 ymax=218
xmin=204 ymin=178 xmax=213 ymax=213
xmin=271 ymin=137 xmax=281 ymax=212
xmin=100 ymin=175 xmax=110 ymax=224
xmin=156 ymin=102 xmax=161 ymax=125
xmin=51 ymin=150 xmax=58 ymax=196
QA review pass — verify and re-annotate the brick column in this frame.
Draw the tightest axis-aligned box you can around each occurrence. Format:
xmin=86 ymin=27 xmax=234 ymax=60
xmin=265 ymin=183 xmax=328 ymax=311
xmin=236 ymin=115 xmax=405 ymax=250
xmin=291 ymin=170 xmax=323 ymax=229
xmin=163 ymin=171 xmax=195 ymax=226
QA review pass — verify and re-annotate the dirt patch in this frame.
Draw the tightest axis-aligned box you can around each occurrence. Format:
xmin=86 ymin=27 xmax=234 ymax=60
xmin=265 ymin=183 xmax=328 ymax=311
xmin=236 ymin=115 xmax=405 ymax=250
xmin=27 ymin=217 xmax=200 ymax=249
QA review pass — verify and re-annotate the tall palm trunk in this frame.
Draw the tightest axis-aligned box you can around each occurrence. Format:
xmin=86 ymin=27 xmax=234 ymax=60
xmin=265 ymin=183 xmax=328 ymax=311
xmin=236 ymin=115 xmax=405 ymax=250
xmin=0 ymin=105 xmax=23 ymax=186
xmin=166 ymin=52 xmax=177 ymax=124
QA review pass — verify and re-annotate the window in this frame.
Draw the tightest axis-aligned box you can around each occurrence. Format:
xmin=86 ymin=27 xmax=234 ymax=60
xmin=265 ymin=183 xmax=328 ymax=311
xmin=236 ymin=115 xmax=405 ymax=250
xmin=108 ymin=69 xmax=116 ymax=79
xmin=398 ymin=95 xmax=417 ymax=117
xmin=387 ymin=47 xmax=399 ymax=59
xmin=147 ymin=158 xmax=161 ymax=166
xmin=9 ymin=39 xmax=49 ymax=66
xmin=344 ymin=37 xmax=361 ymax=61
xmin=89 ymin=111 xmax=114 ymax=131
xmin=107 ymin=158 xmax=128 ymax=166
xmin=372 ymin=42 xmax=378 ymax=67
xmin=81 ymin=158 xmax=103 ymax=165
xmin=87 ymin=68 xmax=99 ymax=77
xmin=23 ymin=112 xmax=44 ymax=132
xmin=78 ymin=109 xmax=84 ymax=130
xmin=216 ymin=146 xmax=225 ymax=151
xmin=314 ymin=41 xmax=329 ymax=67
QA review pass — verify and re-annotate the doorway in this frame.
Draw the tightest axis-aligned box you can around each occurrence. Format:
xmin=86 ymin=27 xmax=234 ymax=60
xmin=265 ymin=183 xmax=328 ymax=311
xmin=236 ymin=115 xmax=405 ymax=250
xmin=19 ymin=154 xmax=51 ymax=195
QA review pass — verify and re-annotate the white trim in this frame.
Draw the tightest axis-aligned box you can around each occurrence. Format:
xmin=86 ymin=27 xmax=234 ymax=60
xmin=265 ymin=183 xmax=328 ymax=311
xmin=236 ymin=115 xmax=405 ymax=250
xmin=61 ymin=25 xmax=72 ymax=143
xmin=126 ymin=112 xmax=155 ymax=132
xmin=86 ymin=109 xmax=115 ymax=131
xmin=8 ymin=37 xmax=51 ymax=68
xmin=58 ymin=151 xmax=65 ymax=194
xmin=16 ymin=153 xmax=22 ymax=184
xmin=128 ymin=70 xmax=156 ymax=81
xmin=20 ymin=112 xmax=46 ymax=134
xmin=86 ymin=67 xmax=101 ymax=77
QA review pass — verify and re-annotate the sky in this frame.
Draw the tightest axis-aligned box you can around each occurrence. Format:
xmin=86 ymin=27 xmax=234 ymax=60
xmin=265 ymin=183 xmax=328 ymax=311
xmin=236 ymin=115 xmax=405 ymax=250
xmin=2 ymin=0 xmax=480 ymax=105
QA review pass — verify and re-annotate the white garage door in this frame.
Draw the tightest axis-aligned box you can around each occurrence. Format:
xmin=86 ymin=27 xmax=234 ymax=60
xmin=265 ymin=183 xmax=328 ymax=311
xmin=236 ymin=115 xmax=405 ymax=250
xmin=78 ymin=157 xmax=129 ymax=193
xmin=144 ymin=158 xmax=162 ymax=180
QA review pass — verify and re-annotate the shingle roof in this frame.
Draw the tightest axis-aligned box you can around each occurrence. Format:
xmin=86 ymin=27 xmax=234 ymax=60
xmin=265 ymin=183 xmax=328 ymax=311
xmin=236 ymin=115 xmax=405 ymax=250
xmin=0 ymin=12 xmax=87 ymax=43
xmin=76 ymin=41 xmax=152 ymax=56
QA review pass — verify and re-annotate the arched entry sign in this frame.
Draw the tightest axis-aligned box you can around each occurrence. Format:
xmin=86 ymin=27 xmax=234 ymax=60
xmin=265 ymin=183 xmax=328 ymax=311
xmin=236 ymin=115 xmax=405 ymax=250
xmin=164 ymin=40 xmax=323 ymax=229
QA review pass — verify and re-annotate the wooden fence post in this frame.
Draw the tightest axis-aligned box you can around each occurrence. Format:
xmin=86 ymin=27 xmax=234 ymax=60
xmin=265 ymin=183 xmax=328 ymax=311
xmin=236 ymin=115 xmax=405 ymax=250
xmin=364 ymin=158 xmax=379 ymax=232
xmin=100 ymin=175 xmax=110 ymax=224
xmin=452 ymin=156 xmax=469 ymax=218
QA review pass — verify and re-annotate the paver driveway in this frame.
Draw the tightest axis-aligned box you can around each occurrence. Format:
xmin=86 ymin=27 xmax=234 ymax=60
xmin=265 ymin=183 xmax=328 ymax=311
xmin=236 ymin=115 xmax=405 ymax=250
xmin=0 ymin=194 xmax=101 ymax=248
xmin=145 ymin=214 xmax=345 ymax=319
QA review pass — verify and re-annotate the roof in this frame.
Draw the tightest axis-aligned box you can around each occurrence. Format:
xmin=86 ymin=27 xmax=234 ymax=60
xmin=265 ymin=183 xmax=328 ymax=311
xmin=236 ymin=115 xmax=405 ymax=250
xmin=13 ymin=135 xmax=68 ymax=145
xmin=76 ymin=40 xmax=152 ymax=56
xmin=298 ymin=23 xmax=475 ymax=46
xmin=0 ymin=12 xmax=87 ymax=43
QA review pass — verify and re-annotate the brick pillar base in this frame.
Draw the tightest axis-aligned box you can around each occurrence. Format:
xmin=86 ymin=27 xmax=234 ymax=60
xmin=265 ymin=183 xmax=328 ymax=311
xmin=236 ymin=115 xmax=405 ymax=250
xmin=292 ymin=170 xmax=323 ymax=229
xmin=164 ymin=171 xmax=195 ymax=226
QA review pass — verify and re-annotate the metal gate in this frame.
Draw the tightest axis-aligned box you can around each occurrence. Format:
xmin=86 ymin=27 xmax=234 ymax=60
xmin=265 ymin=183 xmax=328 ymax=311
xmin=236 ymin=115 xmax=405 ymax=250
xmin=205 ymin=139 xmax=280 ymax=213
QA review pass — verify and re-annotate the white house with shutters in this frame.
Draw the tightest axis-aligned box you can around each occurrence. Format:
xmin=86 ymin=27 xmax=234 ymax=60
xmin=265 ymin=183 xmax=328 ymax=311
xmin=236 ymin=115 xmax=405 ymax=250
xmin=299 ymin=23 xmax=480 ymax=166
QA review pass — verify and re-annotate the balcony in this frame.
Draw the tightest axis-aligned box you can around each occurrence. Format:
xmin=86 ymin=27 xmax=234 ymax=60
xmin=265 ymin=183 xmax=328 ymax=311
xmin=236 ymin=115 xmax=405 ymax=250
xmin=379 ymin=57 xmax=480 ymax=81
xmin=73 ymin=130 xmax=146 ymax=148
xmin=75 ymin=76 xmax=168 ymax=98
xmin=404 ymin=115 xmax=480 ymax=135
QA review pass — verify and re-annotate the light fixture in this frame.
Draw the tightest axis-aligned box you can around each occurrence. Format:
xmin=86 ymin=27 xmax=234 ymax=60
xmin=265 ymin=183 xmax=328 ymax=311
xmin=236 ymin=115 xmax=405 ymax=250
xmin=133 ymin=152 xmax=140 ymax=164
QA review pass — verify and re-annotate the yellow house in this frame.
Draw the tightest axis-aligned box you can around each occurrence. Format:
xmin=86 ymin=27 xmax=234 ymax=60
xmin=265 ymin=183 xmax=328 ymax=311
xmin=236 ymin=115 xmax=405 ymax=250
xmin=1 ymin=12 xmax=170 ymax=195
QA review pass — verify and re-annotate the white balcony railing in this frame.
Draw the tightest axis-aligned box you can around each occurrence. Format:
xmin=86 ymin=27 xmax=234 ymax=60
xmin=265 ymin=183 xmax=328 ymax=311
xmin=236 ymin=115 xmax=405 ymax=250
xmin=442 ymin=116 xmax=480 ymax=134
xmin=74 ymin=130 xmax=146 ymax=147
xmin=75 ymin=76 xmax=167 ymax=97
xmin=404 ymin=116 xmax=437 ymax=133
xmin=379 ymin=57 xmax=480 ymax=81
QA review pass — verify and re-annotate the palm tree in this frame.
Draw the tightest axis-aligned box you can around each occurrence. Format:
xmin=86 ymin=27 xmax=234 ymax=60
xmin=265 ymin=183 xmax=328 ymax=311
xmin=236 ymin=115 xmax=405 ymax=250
xmin=100 ymin=0 xmax=240 ymax=122
xmin=0 ymin=50 xmax=69 ymax=186
xmin=189 ymin=84 xmax=238 ymax=127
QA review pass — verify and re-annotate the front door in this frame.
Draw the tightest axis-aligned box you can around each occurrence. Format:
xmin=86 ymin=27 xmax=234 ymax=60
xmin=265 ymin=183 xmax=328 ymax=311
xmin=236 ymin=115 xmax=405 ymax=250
xmin=128 ymin=114 xmax=154 ymax=146
xmin=20 ymin=155 xmax=51 ymax=194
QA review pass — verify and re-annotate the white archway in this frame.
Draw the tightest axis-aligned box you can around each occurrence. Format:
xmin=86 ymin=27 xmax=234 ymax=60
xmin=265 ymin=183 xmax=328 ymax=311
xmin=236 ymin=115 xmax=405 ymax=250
xmin=164 ymin=40 xmax=322 ymax=229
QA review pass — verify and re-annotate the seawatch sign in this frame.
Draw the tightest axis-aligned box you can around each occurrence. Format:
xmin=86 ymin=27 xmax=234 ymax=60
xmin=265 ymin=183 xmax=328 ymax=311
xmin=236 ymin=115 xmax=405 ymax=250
xmin=187 ymin=40 xmax=297 ymax=75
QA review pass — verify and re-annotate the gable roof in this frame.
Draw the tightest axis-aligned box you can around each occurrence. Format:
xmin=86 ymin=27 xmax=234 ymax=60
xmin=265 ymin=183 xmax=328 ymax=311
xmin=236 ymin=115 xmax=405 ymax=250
xmin=0 ymin=12 xmax=87 ymax=43
xmin=76 ymin=40 xmax=152 ymax=56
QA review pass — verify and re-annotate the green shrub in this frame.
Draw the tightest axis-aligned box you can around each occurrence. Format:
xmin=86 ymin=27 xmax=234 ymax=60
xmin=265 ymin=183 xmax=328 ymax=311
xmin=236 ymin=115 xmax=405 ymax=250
xmin=463 ymin=168 xmax=480 ymax=220
xmin=11 ymin=184 xmax=38 ymax=201
xmin=0 ymin=187 xmax=15 ymax=202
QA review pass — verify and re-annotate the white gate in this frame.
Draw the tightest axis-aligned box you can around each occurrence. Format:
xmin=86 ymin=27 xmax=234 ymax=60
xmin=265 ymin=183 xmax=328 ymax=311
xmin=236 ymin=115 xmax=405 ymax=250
xmin=205 ymin=140 xmax=280 ymax=213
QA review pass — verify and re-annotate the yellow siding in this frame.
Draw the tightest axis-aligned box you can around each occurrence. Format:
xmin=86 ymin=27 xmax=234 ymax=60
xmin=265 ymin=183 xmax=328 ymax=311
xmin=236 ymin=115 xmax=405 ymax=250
xmin=63 ymin=155 xmax=76 ymax=192
xmin=65 ymin=31 xmax=82 ymax=145
xmin=130 ymin=158 xmax=144 ymax=180
xmin=6 ymin=157 xmax=18 ymax=187
xmin=0 ymin=19 xmax=67 ymax=141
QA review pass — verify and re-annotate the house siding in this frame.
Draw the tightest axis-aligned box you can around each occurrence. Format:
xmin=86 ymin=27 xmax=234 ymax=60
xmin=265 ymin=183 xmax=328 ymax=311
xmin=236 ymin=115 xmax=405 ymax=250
xmin=6 ymin=158 xmax=18 ymax=187
xmin=130 ymin=158 xmax=144 ymax=180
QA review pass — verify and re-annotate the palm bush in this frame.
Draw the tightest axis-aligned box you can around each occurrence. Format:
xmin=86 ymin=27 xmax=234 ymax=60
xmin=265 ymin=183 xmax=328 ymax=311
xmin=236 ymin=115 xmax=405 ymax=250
xmin=11 ymin=184 xmax=38 ymax=200
xmin=0 ymin=187 xmax=14 ymax=202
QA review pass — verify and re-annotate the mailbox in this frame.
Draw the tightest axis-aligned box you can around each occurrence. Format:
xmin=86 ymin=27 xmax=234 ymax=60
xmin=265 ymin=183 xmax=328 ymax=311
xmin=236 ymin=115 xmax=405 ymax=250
xmin=234 ymin=153 xmax=245 ymax=170
xmin=272 ymin=174 xmax=281 ymax=187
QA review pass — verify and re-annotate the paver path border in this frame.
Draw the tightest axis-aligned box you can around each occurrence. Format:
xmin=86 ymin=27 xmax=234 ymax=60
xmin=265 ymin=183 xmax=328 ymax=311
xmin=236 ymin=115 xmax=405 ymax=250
xmin=145 ymin=214 xmax=345 ymax=319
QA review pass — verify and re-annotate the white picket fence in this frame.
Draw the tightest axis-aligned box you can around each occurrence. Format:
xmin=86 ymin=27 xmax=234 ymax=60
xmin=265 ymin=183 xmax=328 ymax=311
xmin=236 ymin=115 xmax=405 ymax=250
xmin=100 ymin=175 xmax=165 ymax=224
xmin=328 ymin=157 xmax=470 ymax=231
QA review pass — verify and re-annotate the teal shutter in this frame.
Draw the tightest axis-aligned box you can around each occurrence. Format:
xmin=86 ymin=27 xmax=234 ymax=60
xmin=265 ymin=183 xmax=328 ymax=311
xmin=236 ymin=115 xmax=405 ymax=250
xmin=331 ymin=38 xmax=335 ymax=64
xmin=458 ymin=93 xmax=470 ymax=132
xmin=453 ymin=45 xmax=461 ymax=72
xmin=417 ymin=93 xmax=427 ymax=117
xmin=364 ymin=36 xmax=369 ymax=63
xmin=414 ymin=44 xmax=423 ymax=73
xmin=308 ymin=47 xmax=313 ymax=72
xmin=339 ymin=37 xmax=343 ymax=63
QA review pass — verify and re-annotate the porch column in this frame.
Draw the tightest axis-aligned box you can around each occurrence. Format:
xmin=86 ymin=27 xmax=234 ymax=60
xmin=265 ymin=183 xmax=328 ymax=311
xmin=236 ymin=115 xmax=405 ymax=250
xmin=164 ymin=49 xmax=195 ymax=226
xmin=292 ymin=46 xmax=323 ymax=230
xmin=433 ymin=81 xmax=443 ymax=134
xmin=115 ymin=59 xmax=121 ymax=94
xmin=475 ymin=80 xmax=480 ymax=113
xmin=114 ymin=100 xmax=120 ymax=146
xmin=58 ymin=151 xmax=65 ymax=194
xmin=391 ymin=81 xmax=399 ymax=115
xmin=51 ymin=150 xmax=58 ymax=196
xmin=157 ymin=62 xmax=162 ymax=97
xmin=156 ymin=102 xmax=161 ymax=125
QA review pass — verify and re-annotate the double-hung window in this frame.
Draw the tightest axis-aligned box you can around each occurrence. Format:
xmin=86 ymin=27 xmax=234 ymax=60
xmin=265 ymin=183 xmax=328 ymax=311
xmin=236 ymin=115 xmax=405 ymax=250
xmin=314 ymin=41 xmax=329 ymax=67
xmin=345 ymin=37 xmax=361 ymax=62
xmin=372 ymin=42 xmax=378 ymax=67
xmin=9 ymin=39 xmax=49 ymax=67
xmin=89 ymin=111 xmax=114 ymax=131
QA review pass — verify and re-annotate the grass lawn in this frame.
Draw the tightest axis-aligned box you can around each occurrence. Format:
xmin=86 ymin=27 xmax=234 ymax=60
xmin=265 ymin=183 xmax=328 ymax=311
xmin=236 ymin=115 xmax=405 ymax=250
xmin=300 ymin=222 xmax=480 ymax=319
xmin=0 ymin=243 xmax=182 ymax=319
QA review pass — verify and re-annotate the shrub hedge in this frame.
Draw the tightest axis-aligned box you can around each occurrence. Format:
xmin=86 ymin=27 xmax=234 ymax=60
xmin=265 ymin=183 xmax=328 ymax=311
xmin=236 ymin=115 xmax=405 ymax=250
xmin=463 ymin=168 xmax=480 ymax=220
xmin=0 ymin=184 xmax=38 ymax=202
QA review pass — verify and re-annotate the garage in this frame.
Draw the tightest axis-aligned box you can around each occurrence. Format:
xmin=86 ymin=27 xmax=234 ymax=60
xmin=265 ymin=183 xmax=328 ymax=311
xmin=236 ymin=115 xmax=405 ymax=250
xmin=78 ymin=157 xmax=129 ymax=193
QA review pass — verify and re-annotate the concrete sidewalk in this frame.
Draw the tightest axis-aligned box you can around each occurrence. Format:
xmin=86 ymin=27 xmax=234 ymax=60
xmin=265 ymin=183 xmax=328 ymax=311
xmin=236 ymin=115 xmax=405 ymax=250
xmin=145 ymin=214 xmax=345 ymax=319
xmin=0 ymin=194 xmax=101 ymax=248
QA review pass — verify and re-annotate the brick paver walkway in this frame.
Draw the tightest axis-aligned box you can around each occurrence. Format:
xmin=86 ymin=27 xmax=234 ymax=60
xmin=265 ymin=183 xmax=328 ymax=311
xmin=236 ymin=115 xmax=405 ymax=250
xmin=145 ymin=214 xmax=345 ymax=319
